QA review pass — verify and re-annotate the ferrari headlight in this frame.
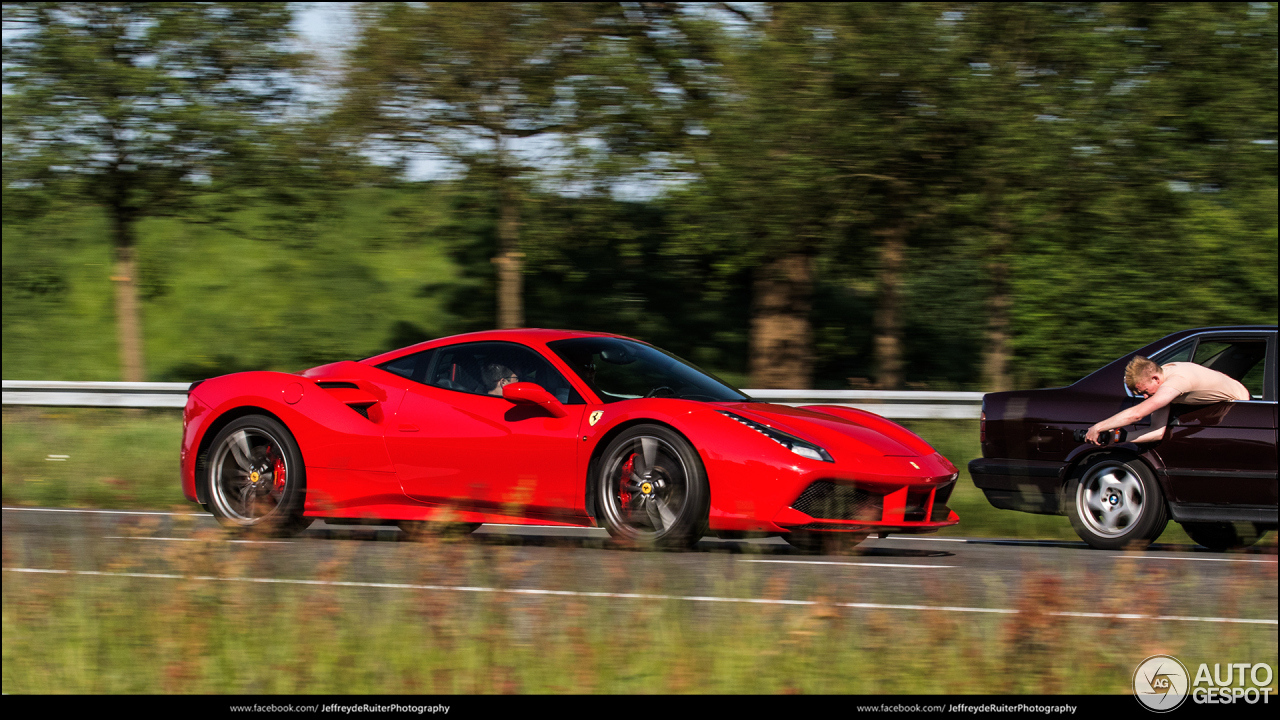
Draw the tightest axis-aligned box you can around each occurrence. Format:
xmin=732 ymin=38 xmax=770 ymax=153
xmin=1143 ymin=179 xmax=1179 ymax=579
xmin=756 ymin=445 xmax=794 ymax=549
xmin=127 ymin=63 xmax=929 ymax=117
xmin=718 ymin=411 xmax=834 ymax=463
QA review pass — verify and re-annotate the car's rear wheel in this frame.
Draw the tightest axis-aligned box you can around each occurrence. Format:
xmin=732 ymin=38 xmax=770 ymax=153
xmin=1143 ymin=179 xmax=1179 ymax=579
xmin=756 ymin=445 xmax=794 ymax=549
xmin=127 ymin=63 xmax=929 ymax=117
xmin=596 ymin=425 xmax=708 ymax=549
xmin=1066 ymin=452 xmax=1167 ymax=550
xmin=783 ymin=529 xmax=866 ymax=555
xmin=1181 ymin=522 xmax=1268 ymax=552
xmin=206 ymin=415 xmax=309 ymax=535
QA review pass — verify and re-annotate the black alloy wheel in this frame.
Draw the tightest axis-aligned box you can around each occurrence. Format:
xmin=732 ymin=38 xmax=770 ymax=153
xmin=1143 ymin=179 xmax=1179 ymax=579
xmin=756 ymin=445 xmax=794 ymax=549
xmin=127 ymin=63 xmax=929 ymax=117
xmin=205 ymin=415 xmax=310 ymax=535
xmin=596 ymin=425 xmax=709 ymax=549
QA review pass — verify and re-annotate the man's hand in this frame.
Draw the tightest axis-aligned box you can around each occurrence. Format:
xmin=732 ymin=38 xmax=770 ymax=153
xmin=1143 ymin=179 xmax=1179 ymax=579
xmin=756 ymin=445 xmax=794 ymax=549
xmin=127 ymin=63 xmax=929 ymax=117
xmin=1085 ymin=383 xmax=1180 ymax=446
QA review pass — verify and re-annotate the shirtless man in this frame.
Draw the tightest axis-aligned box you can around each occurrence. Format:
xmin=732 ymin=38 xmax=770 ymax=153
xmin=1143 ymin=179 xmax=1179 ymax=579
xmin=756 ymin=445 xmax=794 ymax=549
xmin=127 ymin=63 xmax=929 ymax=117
xmin=1084 ymin=355 xmax=1250 ymax=445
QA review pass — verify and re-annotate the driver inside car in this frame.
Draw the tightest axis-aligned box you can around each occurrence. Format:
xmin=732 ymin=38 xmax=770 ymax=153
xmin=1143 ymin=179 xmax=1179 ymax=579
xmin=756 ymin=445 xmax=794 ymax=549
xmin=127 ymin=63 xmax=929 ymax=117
xmin=482 ymin=363 xmax=519 ymax=396
xmin=1084 ymin=355 xmax=1250 ymax=445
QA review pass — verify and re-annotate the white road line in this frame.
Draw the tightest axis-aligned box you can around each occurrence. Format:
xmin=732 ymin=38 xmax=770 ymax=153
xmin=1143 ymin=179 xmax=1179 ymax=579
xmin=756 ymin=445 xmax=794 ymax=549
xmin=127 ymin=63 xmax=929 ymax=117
xmin=104 ymin=536 xmax=292 ymax=545
xmin=5 ymin=567 xmax=1275 ymax=626
xmin=872 ymin=537 xmax=972 ymax=543
xmin=1116 ymin=555 xmax=1277 ymax=564
xmin=3 ymin=506 xmax=208 ymax=517
xmin=741 ymin=559 xmax=954 ymax=569
xmin=875 ymin=536 xmax=1278 ymax=560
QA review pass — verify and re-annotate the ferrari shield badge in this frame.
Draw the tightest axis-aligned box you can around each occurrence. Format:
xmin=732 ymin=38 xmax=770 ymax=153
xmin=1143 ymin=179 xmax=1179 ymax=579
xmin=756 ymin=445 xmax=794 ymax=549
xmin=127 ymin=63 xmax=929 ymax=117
xmin=589 ymin=410 xmax=604 ymax=427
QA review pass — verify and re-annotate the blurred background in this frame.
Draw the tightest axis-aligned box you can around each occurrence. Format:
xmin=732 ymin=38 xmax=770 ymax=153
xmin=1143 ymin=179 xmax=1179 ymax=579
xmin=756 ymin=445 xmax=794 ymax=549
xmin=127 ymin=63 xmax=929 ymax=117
xmin=3 ymin=3 xmax=1277 ymax=695
xmin=5 ymin=2 xmax=1274 ymax=391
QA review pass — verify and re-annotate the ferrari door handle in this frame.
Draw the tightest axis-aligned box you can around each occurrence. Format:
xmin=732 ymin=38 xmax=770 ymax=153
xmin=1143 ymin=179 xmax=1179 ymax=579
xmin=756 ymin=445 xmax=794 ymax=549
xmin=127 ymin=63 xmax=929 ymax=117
xmin=398 ymin=424 xmax=419 ymax=432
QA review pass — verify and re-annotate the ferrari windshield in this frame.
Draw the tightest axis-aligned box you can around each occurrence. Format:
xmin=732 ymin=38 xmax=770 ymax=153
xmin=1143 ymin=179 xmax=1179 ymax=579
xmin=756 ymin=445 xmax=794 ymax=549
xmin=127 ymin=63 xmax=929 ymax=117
xmin=547 ymin=338 xmax=749 ymax=404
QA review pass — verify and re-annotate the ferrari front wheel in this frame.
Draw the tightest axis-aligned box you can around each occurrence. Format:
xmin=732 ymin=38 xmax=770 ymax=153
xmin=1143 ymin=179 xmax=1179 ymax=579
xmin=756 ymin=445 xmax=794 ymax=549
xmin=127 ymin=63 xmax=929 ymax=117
xmin=596 ymin=425 xmax=708 ymax=549
xmin=205 ymin=415 xmax=309 ymax=535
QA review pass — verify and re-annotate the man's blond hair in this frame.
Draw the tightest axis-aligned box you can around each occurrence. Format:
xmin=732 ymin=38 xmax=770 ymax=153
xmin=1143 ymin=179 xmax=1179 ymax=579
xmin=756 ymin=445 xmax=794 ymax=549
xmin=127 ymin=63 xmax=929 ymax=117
xmin=1124 ymin=356 xmax=1160 ymax=392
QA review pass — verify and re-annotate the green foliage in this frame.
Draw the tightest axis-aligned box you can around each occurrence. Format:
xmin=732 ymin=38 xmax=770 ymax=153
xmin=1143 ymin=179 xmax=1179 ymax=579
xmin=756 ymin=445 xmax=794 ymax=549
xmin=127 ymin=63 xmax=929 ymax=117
xmin=2 ymin=3 xmax=303 ymax=222
xmin=2 ymin=187 xmax=459 ymax=381
xmin=2 ymin=2 xmax=1277 ymax=389
xmin=6 ymin=570 xmax=1274 ymax=693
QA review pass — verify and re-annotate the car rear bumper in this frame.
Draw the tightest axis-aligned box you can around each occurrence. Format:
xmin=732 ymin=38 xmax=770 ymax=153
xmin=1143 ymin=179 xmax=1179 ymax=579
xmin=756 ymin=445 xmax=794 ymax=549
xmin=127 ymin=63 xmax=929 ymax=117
xmin=969 ymin=458 xmax=1068 ymax=516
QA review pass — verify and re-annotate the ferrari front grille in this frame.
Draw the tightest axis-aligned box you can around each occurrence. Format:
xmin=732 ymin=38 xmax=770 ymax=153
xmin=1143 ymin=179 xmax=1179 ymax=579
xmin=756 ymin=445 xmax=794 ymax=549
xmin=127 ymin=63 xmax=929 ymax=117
xmin=905 ymin=488 xmax=932 ymax=522
xmin=931 ymin=480 xmax=956 ymax=522
xmin=791 ymin=481 xmax=883 ymax=522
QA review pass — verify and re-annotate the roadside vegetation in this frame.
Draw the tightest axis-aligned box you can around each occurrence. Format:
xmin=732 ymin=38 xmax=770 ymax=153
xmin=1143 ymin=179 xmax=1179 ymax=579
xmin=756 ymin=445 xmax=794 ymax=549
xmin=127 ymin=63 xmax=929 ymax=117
xmin=3 ymin=525 xmax=1275 ymax=694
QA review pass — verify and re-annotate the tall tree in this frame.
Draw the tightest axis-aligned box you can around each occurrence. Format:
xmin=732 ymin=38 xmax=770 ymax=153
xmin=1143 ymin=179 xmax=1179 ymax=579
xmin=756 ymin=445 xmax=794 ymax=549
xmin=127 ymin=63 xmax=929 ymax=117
xmin=341 ymin=2 xmax=708 ymax=331
xmin=342 ymin=3 xmax=580 ymax=329
xmin=669 ymin=4 xmax=963 ymax=388
xmin=3 ymin=3 xmax=301 ymax=380
xmin=663 ymin=4 xmax=848 ymax=388
xmin=952 ymin=3 xmax=1277 ymax=388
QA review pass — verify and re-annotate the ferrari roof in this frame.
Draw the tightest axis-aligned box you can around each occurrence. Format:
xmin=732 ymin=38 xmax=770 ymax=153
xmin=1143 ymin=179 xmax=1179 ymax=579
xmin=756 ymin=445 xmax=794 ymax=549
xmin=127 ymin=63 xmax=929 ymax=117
xmin=360 ymin=328 xmax=632 ymax=365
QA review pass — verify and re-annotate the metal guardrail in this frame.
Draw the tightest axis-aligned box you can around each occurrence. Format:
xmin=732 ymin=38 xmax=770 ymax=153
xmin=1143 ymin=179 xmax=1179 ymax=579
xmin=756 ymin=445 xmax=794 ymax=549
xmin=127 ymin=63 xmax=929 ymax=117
xmin=2 ymin=381 xmax=190 ymax=409
xmin=743 ymin=388 xmax=984 ymax=419
xmin=2 ymin=381 xmax=984 ymax=419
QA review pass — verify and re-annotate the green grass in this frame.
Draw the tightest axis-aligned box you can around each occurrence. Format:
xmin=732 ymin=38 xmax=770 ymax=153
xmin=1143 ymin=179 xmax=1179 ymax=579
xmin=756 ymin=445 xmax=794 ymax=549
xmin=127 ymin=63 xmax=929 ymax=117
xmin=3 ymin=538 xmax=1275 ymax=694
xmin=3 ymin=408 xmax=188 ymax=510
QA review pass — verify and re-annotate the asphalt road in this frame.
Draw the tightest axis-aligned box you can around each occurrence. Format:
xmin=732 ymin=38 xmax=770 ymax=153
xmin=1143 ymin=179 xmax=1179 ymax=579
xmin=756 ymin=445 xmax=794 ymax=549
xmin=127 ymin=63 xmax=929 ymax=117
xmin=3 ymin=506 xmax=1277 ymax=627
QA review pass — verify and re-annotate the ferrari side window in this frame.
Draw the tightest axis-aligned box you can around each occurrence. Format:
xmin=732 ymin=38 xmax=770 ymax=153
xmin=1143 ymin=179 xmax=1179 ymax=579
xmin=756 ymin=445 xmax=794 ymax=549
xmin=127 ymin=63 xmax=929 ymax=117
xmin=427 ymin=342 xmax=584 ymax=404
xmin=377 ymin=349 xmax=433 ymax=383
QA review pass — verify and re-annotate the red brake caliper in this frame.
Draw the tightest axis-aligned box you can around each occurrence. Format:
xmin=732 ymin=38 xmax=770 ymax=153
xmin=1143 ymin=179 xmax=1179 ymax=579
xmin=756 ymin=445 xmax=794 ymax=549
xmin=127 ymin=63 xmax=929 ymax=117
xmin=619 ymin=454 xmax=635 ymax=508
xmin=273 ymin=450 xmax=287 ymax=491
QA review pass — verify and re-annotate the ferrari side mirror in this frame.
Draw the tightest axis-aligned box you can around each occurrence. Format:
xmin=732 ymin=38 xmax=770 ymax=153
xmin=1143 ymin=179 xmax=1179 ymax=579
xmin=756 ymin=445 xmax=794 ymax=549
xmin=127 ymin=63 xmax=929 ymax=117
xmin=502 ymin=382 xmax=569 ymax=418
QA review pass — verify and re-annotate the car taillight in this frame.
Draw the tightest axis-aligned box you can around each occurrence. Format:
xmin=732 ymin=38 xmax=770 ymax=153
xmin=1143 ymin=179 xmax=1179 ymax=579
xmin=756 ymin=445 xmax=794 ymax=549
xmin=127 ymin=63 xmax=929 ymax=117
xmin=980 ymin=411 xmax=986 ymax=444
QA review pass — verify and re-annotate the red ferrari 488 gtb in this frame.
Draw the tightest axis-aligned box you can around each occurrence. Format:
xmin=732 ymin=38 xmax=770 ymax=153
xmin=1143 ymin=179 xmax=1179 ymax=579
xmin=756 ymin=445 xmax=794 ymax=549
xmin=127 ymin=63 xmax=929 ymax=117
xmin=181 ymin=329 xmax=959 ymax=550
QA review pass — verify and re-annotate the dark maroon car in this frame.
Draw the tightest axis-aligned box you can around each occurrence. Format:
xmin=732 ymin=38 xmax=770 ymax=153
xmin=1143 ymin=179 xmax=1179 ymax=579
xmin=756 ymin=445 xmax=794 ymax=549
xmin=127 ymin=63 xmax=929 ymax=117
xmin=970 ymin=326 xmax=1277 ymax=551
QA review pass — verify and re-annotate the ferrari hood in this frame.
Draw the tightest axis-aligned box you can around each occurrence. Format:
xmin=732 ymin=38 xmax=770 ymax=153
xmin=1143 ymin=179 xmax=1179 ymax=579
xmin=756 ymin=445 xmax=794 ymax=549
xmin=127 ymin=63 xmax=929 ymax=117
xmin=718 ymin=402 xmax=933 ymax=458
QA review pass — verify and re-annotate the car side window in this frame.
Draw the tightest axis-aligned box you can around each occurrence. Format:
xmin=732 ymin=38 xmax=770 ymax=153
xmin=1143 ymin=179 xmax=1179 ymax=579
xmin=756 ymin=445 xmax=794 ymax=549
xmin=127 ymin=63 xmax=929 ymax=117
xmin=377 ymin=349 xmax=434 ymax=383
xmin=428 ymin=341 xmax=584 ymax=404
xmin=1152 ymin=341 xmax=1193 ymax=365
xmin=1194 ymin=338 xmax=1268 ymax=400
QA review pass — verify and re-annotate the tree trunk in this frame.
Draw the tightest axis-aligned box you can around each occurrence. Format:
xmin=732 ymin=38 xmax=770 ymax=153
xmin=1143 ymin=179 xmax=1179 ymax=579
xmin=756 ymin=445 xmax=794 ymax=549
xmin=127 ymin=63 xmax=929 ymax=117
xmin=749 ymin=252 xmax=813 ymax=389
xmin=982 ymin=250 xmax=1011 ymax=393
xmin=112 ymin=243 xmax=145 ymax=383
xmin=982 ymin=186 xmax=1012 ymax=392
xmin=874 ymin=225 xmax=905 ymax=389
xmin=493 ymin=145 xmax=524 ymax=329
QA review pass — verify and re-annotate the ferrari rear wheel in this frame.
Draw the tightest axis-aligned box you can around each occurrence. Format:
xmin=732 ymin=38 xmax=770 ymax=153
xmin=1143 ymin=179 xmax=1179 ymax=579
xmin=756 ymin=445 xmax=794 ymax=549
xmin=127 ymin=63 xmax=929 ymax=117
xmin=597 ymin=425 xmax=708 ymax=549
xmin=783 ymin=530 xmax=867 ymax=555
xmin=206 ymin=415 xmax=309 ymax=535
xmin=1181 ymin=522 xmax=1268 ymax=552
xmin=1066 ymin=451 xmax=1167 ymax=550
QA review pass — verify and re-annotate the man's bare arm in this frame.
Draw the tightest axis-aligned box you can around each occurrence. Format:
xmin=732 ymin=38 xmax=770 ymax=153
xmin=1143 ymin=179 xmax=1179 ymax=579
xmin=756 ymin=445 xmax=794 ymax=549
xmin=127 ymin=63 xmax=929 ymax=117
xmin=1085 ymin=385 xmax=1180 ymax=445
